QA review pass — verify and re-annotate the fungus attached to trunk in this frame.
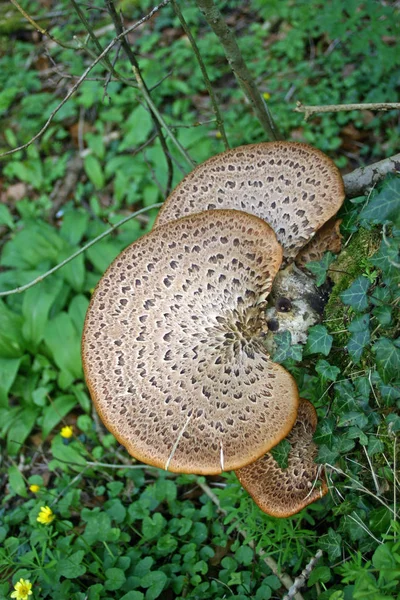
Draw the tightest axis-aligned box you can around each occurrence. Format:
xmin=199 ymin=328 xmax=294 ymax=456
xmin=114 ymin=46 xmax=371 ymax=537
xmin=235 ymin=398 xmax=328 ymax=517
xmin=155 ymin=142 xmax=345 ymax=262
xmin=82 ymin=210 xmax=299 ymax=475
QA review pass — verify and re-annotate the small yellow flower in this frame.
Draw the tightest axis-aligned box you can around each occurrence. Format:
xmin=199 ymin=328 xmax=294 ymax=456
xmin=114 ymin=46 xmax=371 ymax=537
xmin=10 ymin=578 xmax=33 ymax=600
xmin=263 ymin=92 xmax=271 ymax=100
xmin=60 ymin=425 xmax=73 ymax=439
xmin=37 ymin=506 xmax=55 ymax=525
xmin=29 ymin=484 xmax=40 ymax=493
xmin=215 ymin=131 xmax=222 ymax=139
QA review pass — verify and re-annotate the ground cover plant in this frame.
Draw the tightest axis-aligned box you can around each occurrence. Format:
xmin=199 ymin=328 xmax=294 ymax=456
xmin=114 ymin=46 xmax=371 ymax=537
xmin=0 ymin=0 xmax=399 ymax=599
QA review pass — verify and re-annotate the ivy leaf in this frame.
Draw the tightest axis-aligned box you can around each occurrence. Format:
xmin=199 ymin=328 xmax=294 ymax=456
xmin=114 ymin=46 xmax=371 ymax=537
xmin=304 ymin=325 xmax=333 ymax=356
xmin=272 ymin=331 xmax=303 ymax=363
xmin=368 ymin=436 xmax=384 ymax=456
xmin=319 ymin=529 xmax=342 ymax=560
xmin=347 ymin=330 xmax=370 ymax=363
xmin=316 ymin=359 xmax=340 ymax=382
xmin=359 ymin=176 xmax=400 ymax=226
xmin=270 ymin=438 xmax=291 ymax=469
xmin=314 ymin=417 xmax=336 ymax=447
xmin=305 ymin=252 xmax=336 ymax=286
xmin=370 ymin=239 xmax=400 ymax=286
xmin=372 ymin=337 xmax=400 ymax=383
xmin=372 ymin=305 xmax=392 ymax=327
xmin=341 ymin=276 xmax=370 ymax=312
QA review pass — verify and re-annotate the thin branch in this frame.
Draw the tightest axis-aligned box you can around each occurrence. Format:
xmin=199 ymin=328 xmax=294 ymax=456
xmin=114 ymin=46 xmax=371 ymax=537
xmin=0 ymin=0 xmax=171 ymax=159
xmin=343 ymin=152 xmax=400 ymax=198
xmin=10 ymin=0 xmax=76 ymax=50
xmin=193 ymin=0 xmax=282 ymax=141
xmin=0 ymin=203 xmax=162 ymax=297
xmin=105 ymin=0 xmax=175 ymax=195
xmin=131 ymin=64 xmax=195 ymax=167
xmin=197 ymin=479 xmax=304 ymax=600
xmin=295 ymin=101 xmax=400 ymax=121
xmin=171 ymin=0 xmax=229 ymax=150
xmin=282 ymin=550 xmax=323 ymax=600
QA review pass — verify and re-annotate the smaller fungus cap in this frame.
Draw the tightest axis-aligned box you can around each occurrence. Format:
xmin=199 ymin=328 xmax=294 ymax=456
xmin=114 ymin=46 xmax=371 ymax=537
xmin=82 ymin=209 xmax=299 ymax=474
xmin=155 ymin=142 xmax=345 ymax=262
xmin=235 ymin=398 xmax=328 ymax=517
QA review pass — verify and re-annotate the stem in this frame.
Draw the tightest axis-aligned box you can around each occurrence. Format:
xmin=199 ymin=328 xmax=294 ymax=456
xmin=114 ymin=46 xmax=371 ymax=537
xmin=0 ymin=203 xmax=163 ymax=297
xmin=194 ymin=0 xmax=282 ymax=141
xmin=172 ymin=0 xmax=229 ymax=150
xmin=343 ymin=152 xmax=400 ymax=198
xmin=105 ymin=0 xmax=175 ymax=195
xmin=295 ymin=101 xmax=400 ymax=121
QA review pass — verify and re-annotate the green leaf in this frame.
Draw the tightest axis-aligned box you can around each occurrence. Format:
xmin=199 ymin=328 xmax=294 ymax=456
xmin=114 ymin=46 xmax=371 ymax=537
xmin=7 ymin=406 xmax=39 ymax=456
xmin=348 ymin=314 xmax=370 ymax=333
xmin=1 ymin=222 xmax=65 ymax=269
xmin=367 ymin=436 xmax=384 ymax=456
xmin=0 ymin=205 xmax=15 ymax=229
xmin=319 ymin=528 xmax=342 ymax=560
xmin=304 ymin=325 xmax=333 ymax=356
xmin=120 ymin=105 xmax=153 ymax=150
xmin=44 ymin=312 xmax=83 ymax=387
xmin=372 ymin=305 xmax=392 ymax=327
xmin=315 ymin=359 xmax=340 ymax=382
xmin=86 ymin=240 xmax=122 ymax=273
xmin=340 ymin=276 xmax=370 ymax=312
xmin=60 ymin=209 xmax=89 ymax=246
xmin=270 ymin=438 xmax=291 ymax=469
xmin=8 ymin=465 xmax=28 ymax=497
xmin=121 ymin=593 xmax=145 ymax=600
xmin=308 ymin=566 xmax=332 ymax=587
xmin=359 ymin=176 xmax=400 ymax=226
xmin=58 ymin=550 xmax=86 ymax=579
xmin=50 ymin=434 xmax=86 ymax=472
xmin=105 ymin=567 xmax=126 ymax=591
xmin=142 ymin=513 xmax=166 ymax=540
xmin=372 ymin=337 xmax=400 ymax=383
xmin=0 ymin=301 xmax=24 ymax=358
xmin=41 ymin=395 xmax=77 ymax=439
xmin=84 ymin=155 xmax=105 ymax=190
xmin=141 ymin=571 xmax=168 ymax=600
xmin=305 ymin=252 xmax=336 ymax=286
xmin=347 ymin=329 xmax=370 ymax=363
xmin=22 ymin=277 xmax=64 ymax=347
xmin=272 ymin=331 xmax=303 ymax=363
xmin=372 ymin=543 xmax=397 ymax=571
xmin=0 ymin=357 xmax=21 ymax=408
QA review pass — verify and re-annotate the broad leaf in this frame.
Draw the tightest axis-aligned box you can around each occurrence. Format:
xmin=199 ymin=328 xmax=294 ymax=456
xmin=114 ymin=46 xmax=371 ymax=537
xmin=341 ymin=276 xmax=370 ymax=312
xmin=304 ymin=325 xmax=333 ymax=356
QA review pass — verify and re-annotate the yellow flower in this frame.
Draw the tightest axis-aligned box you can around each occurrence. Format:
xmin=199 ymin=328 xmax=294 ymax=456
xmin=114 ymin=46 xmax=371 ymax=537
xmin=10 ymin=578 xmax=33 ymax=600
xmin=263 ymin=92 xmax=271 ymax=100
xmin=29 ymin=484 xmax=40 ymax=493
xmin=37 ymin=506 xmax=55 ymax=525
xmin=215 ymin=131 xmax=222 ymax=139
xmin=60 ymin=425 xmax=73 ymax=439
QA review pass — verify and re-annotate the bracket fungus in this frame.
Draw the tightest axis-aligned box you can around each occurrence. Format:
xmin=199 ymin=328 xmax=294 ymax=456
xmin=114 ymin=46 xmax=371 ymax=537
xmin=236 ymin=398 xmax=328 ymax=517
xmin=155 ymin=142 xmax=345 ymax=263
xmin=82 ymin=210 xmax=300 ymax=475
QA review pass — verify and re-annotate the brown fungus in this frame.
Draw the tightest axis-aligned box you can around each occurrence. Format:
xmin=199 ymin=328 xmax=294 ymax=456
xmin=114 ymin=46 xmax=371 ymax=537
xmin=236 ymin=398 xmax=328 ymax=517
xmin=82 ymin=210 xmax=299 ymax=475
xmin=155 ymin=142 xmax=345 ymax=262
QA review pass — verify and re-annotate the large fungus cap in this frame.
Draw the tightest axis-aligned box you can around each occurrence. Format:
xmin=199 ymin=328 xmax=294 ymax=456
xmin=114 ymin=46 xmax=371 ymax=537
xmin=155 ymin=142 xmax=345 ymax=262
xmin=82 ymin=209 xmax=299 ymax=475
xmin=236 ymin=398 xmax=328 ymax=517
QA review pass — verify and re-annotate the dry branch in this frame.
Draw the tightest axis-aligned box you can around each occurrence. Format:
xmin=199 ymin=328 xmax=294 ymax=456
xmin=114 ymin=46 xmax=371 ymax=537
xmin=295 ymin=101 xmax=400 ymax=121
xmin=282 ymin=550 xmax=323 ymax=600
xmin=194 ymin=0 xmax=281 ymax=141
xmin=343 ymin=152 xmax=400 ymax=198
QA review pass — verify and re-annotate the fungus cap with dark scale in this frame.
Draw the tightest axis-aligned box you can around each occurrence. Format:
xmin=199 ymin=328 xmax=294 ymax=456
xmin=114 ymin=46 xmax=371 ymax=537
xmin=235 ymin=398 xmax=328 ymax=517
xmin=82 ymin=210 xmax=299 ymax=475
xmin=155 ymin=142 xmax=345 ymax=262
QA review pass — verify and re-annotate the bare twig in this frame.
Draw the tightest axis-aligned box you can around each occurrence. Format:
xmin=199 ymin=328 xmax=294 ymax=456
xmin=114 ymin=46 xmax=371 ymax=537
xmin=282 ymin=549 xmax=323 ymax=600
xmin=0 ymin=203 xmax=162 ymax=298
xmin=10 ymin=0 xmax=76 ymax=50
xmin=0 ymin=0 xmax=171 ymax=159
xmin=295 ymin=101 xmax=400 ymax=121
xmin=131 ymin=64 xmax=195 ymax=167
xmin=343 ymin=152 xmax=400 ymax=198
xmin=105 ymin=0 xmax=175 ymax=194
xmin=194 ymin=0 xmax=282 ymax=141
xmin=197 ymin=479 xmax=304 ymax=600
xmin=172 ymin=0 xmax=229 ymax=150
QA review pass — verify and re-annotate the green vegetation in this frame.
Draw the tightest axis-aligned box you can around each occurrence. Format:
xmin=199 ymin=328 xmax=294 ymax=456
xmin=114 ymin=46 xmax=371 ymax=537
xmin=0 ymin=1 xmax=399 ymax=599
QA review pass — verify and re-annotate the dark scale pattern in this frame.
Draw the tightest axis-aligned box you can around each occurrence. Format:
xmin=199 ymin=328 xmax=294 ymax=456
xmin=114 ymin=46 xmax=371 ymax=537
xmin=296 ymin=217 xmax=342 ymax=268
xmin=155 ymin=142 xmax=345 ymax=262
xmin=82 ymin=210 xmax=299 ymax=475
xmin=236 ymin=398 xmax=328 ymax=517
